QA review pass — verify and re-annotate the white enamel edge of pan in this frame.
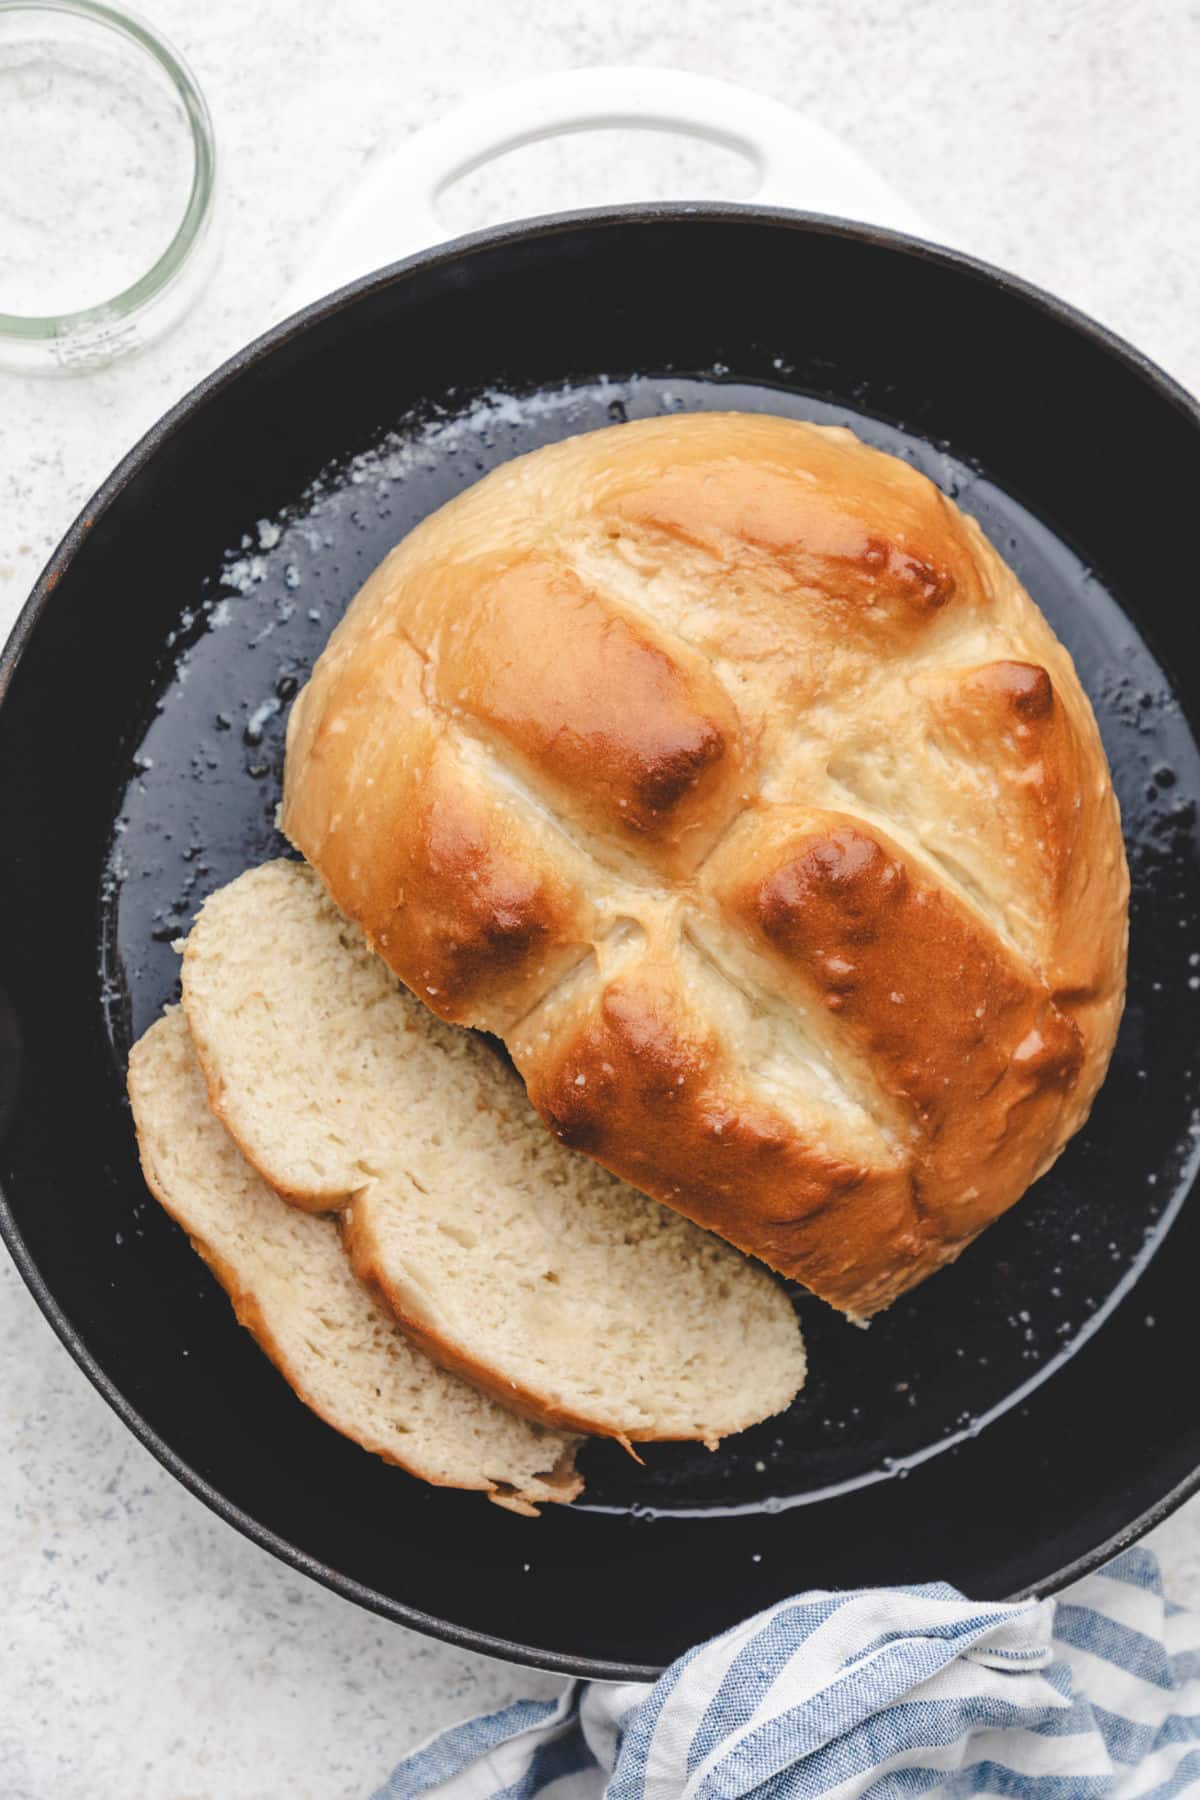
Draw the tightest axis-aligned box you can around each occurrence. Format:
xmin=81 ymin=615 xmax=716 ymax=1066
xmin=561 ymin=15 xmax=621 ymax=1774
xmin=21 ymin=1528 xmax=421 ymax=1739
xmin=281 ymin=66 xmax=938 ymax=318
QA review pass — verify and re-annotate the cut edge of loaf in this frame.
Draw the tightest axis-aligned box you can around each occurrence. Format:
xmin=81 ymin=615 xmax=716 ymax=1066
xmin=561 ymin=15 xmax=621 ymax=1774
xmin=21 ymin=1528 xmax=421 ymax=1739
xmin=127 ymin=1009 xmax=583 ymax=1515
xmin=179 ymin=860 xmax=806 ymax=1446
xmin=340 ymin=1202 xmax=636 ymax=1448
xmin=190 ymin=1048 xmax=334 ymax=1216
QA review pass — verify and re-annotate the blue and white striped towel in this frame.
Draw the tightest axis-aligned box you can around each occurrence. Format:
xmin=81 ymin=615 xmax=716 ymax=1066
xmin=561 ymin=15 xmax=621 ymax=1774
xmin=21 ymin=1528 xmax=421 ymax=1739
xmin=373 ymin=1548 xmax=1200 ymax=1800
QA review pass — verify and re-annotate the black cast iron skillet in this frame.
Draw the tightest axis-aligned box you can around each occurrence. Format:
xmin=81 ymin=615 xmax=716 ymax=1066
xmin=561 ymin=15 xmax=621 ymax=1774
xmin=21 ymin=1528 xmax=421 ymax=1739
xmin=2 ymin=206 xmax=1199 ymax=1679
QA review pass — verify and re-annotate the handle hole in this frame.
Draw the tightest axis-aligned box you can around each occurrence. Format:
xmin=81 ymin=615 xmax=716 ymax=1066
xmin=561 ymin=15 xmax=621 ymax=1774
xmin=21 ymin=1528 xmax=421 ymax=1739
xmin=437 ymin=126 xmax=756 ymax=236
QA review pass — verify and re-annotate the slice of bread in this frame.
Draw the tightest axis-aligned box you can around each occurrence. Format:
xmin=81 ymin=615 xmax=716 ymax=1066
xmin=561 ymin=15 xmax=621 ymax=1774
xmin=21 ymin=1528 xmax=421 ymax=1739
xmin=127 ymin=1009 xmax=582 ymax=1513
xmin=181 ymin=861 xmax=806 ymax=1444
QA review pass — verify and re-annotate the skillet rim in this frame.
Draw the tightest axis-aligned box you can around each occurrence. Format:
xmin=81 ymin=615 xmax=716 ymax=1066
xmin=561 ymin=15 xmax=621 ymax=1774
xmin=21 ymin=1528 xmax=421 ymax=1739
xmin=1 ymin=199 xmax=1198 ymax=1682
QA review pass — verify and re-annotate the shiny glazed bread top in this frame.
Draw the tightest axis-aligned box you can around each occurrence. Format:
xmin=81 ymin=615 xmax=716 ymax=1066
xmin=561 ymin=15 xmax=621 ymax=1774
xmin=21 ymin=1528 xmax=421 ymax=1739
xmin=282 ymin=413 xmax=1129 ymax=1316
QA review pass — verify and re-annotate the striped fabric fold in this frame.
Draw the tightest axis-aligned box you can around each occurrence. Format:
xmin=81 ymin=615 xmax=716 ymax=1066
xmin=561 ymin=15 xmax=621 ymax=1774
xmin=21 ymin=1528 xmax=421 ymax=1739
xmin=373 ymin=1550 xmax=1200 ymax=1800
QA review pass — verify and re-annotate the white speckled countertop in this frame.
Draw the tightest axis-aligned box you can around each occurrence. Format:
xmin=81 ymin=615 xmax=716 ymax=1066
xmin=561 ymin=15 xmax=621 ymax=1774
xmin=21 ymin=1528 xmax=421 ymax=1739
xmin=2 ymin=3 xmax=1200 ymax=1794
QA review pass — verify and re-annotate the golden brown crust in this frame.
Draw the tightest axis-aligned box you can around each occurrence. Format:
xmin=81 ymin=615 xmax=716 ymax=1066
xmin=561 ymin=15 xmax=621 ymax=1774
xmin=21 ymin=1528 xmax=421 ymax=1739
xmin=284 ymin=412 xmax=1129 ymax=1315
xmin=515 ymin=965 xmax=924 ymax=1316
xmin=284 ymin=629 xmax=592 ymax=1028
xmin=921 ymin=654 xmax=1128 ymax=1058
xmin=401 ymin=554 xmax=748 ymax=873
xmin=609 ymin=457 xmax=976 ymax=635
xmin=716 ymin=810 xmax=1084 ymax=1254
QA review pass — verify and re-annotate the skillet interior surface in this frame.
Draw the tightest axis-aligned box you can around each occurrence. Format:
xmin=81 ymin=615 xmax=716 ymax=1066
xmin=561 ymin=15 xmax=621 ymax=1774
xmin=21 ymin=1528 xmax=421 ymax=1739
xmin=1 ymin=209 xmax=1198 ymax=1678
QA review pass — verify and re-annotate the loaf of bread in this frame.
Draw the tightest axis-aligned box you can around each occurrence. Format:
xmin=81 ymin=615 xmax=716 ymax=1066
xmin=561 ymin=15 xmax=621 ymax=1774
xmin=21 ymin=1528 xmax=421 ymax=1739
xmin=282 ymin=412 xmax=1129 ymax=1317
xmin=180 ymin=861 xmax=806 ymax=1443
xmin=127 ymin=1009 xmax=582 ymax=1513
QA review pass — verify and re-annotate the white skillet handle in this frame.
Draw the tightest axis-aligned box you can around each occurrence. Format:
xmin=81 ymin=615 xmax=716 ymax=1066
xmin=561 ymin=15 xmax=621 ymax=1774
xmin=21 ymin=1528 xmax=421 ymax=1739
xmin=284 ymin=67 xmax=934 ymax=317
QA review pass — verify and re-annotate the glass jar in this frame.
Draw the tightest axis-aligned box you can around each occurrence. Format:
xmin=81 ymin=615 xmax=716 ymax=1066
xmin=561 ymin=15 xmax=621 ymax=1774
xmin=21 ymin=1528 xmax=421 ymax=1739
xmin=0 ymin=0 xmax=217 ymax=372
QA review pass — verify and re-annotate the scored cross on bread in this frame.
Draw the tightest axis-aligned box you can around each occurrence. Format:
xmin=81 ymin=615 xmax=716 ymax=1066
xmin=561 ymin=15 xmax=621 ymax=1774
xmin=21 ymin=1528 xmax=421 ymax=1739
xmin=282 ymin=413 xmax=1129 ymax=1316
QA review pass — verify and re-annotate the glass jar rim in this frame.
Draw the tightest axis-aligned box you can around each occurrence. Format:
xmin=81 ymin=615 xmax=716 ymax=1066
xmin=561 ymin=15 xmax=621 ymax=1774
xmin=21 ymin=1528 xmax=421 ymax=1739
xmin=0 ymin=0 xmax=216 ymax=341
